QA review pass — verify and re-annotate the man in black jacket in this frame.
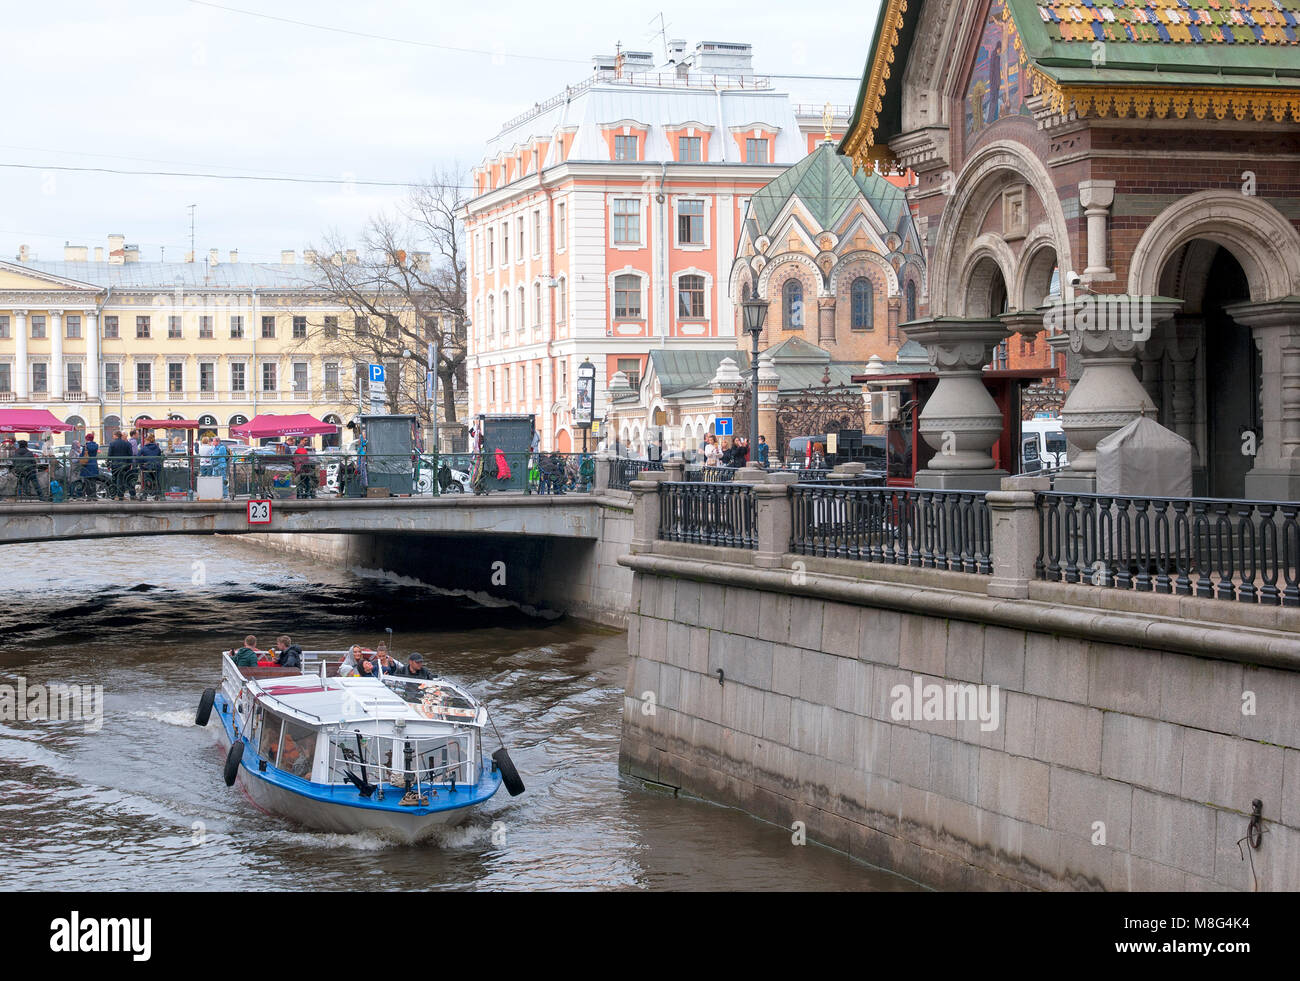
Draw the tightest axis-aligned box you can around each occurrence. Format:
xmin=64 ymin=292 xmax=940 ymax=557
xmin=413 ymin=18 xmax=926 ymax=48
xmin=273 ymin=635 xmax=303 ymax=668
xmin=393 ymin=652 xmax=434 ymax=679
xmin=106 ymin=431 xmax=135 ymax=500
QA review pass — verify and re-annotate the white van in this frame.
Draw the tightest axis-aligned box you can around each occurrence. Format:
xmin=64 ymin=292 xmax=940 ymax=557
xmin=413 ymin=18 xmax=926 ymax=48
xmin=1021 ymin=419 xmax=1068 ymax=474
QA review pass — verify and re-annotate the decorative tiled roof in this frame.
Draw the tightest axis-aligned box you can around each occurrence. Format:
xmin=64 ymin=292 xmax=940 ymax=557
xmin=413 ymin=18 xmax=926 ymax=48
xmin=1035 ymin=1 xmax=1300 ymax=47
xmin=749 ymin=140 xmax=909 ymax=237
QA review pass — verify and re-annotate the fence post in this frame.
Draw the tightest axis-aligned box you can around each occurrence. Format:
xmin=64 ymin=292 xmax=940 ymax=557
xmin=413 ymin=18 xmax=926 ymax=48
xmin=755 ymin=472 xmax=796 ymax=568
xmin=987 ymin=476 xmax=1048 ymax=599
xmin=663 ymin=460 xmax=685 ymax=483
xmin=594 ymin=450 xmax=612 ymax=494
xmin=629 ymin=471 xmax=666 ymax=554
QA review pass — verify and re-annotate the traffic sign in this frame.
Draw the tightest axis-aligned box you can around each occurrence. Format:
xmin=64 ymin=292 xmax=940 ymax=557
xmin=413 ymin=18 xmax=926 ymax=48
xmin=247 ymin=500 xmax=272 ymax=525
xmin=369 ymin=363 xmax=386 ymax=384
xmin=715 ymin=417 xmax=733 ymax=437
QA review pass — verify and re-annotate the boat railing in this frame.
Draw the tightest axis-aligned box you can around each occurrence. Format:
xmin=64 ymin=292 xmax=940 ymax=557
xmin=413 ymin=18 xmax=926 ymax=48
xmin=326 ymin=730 xmax=474 ymax=790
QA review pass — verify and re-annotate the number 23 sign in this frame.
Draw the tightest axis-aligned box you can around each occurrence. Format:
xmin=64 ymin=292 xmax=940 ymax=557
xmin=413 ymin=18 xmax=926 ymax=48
xmin=247 ymin=500 xmax=273 ymax=525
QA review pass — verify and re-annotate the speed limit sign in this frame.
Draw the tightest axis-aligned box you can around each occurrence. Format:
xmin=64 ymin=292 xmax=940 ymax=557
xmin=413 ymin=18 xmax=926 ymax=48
xmin=247 ymin=500 xmax=273 ymax=525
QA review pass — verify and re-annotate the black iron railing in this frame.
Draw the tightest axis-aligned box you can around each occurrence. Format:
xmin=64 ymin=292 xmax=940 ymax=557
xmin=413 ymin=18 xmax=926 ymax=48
xmin=607 ymin=458 xmax=664 ymax=492
xmin=685 ymin=466 xmax=738 ymax=483
xmin=658 ymin=481 xmax=757 ymax=550
xmin=1036 ymin=493 xmax=1300 ymax=606
xmin=791 ymin=485 xmax=992 ymax=574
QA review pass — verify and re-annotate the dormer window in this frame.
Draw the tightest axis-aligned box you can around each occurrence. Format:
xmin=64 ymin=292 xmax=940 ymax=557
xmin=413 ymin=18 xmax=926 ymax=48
xmin=614 ymin=135 xmax=638 ymax=161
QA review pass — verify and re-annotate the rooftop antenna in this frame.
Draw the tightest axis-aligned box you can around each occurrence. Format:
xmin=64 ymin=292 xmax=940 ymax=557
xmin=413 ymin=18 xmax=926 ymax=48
xmin=615 ymin=41 xmax=624 ymax=78
xmin=649 ymin=12 xmax=670 ymax=64
xmin=187 ymin=204 xmax=197 ymax=262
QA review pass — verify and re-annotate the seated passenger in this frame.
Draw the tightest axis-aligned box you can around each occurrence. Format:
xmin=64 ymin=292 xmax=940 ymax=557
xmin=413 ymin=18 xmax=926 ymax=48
xmin=339 ymin=645 xmax=377 ymax=678
xmin=232 ymin=635 xmax=260 ymax=668
xmin=394 ymin=652 xmax=434 ymax=680
xmin=274 ymin=635 xmax=303 ymax=668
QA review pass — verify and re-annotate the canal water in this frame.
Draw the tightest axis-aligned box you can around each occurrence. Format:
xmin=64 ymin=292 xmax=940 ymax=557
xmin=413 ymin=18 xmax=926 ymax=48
xmin=0 ymin=536 xmax=920 ymax=891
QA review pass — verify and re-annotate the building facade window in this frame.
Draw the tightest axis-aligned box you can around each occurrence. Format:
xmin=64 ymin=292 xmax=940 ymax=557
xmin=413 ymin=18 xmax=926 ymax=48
xmin=677 ymin=200 xmax=705 ymax=245
xmin=678 ymin=136 xmax=702 ymax=162
xmin=103 ymin=316 xmax=119 ymax=339
xmin=618 ymin=357 xmax=641 ymax=389
xmin=0 ymin=364 xmax=9 ymax=392
xmin=502 ymin=293 xmax=510 ymax=333
xmin=323 ymin=316 xmax=338 ymax=338
xmin=31 ymin=316 xmax=46 ymax=339
xmin=557 ymin=279 xmax=567 ymax=321
xmin=261 ymin=363 xmax=276 ymax=392
xmin=230 ymin=316 xmax=244 ymax=339
xmin=199 ymin=363 xmax=215 ymax=393
xmin=613 ymin=198 xmax=641 ymax=245
xmin=518 ymin=287 xmax=526 ymax=330
xmin=851 ymin=277 xmax=873 ymax=330
xmin=104 ymin=363 xmax=120 ymax=393
xmin=261 ymin=316 xmax=275 ymax=339
xmin=614 ymin=134 xmax=638 ymax=161
xmin=487 ymin=295 xmax=495 ymax=336
xmin=677 ymin=275 xmax=705 ymax=319
xmin=31 ymin=363 xmax=47 ymax=392
xmin=534 ymin=283 xmax=542 ymax=325
xmin=502 ymin=223 xmax=509 ymax=265
xmin=65 ymin=315 xmax=81 ymax=339
xmin=168 ymin=363 xmax=183 ymax=392
xmin=293 ymin=362 xmax=308 ymax=393
xmin=557 ymin=204 xmax=566 ymax=247
xmin=168 ymin=316 xmax=182 ymax=339
xmin=324 ymin=363 xmax=340 ymax=394
xmin=516 ymin=216 xmax=525 ymax=260
xmin=134 ymin=316 xmax=149 ymax=339
xmin=906 ymin=280 xmax=917 ymax=323
xmin=559 ymin=360 xmax=567 ymax=395
xmin=532 ymin=210 xmax=541 ymax=254
xmin=230 ymin=363 xmax=245 ymax=393
xmin=135 ymin=363 xmax=151 ymax=393
xmin=0 ymin=316 xmax=9 ymax=339
xmin=783 ymin=279 xmax=804 ymax=329
xmin=745 ymin=138 xmax=769 ymax=164
xmin=614 ymin=274 xmax=642 ymax=319
xmin=293 ymin=315 xmax=308 ymax=339
xmin=66 ymin=363 xmax=82 ymax=394
xmin=199 ymin=316 xmax=214 ymax=339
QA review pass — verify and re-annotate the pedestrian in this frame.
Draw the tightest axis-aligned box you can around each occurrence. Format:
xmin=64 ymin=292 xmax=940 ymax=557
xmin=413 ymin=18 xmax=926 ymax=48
xmin=106 ymin=430 xmax=134 ymax=500
xmin=138 ymin=433 xmax=164 ymax=499
xmin=756 ymin=434 xmax=770 ymax=468
xmin=198 ymin=436 xmax=213 ymax=477
xmin=704 ymin=434 xmax=719 ymax=466
xmin=77 ymin=431 xmax=100 ymax=498
xmin=211 ymin=440 xmax=229 ymax=497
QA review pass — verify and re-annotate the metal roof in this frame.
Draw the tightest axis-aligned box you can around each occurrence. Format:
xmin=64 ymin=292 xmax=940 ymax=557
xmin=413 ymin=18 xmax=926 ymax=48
xmin=16 ymin=260 xmax=325 ymax=291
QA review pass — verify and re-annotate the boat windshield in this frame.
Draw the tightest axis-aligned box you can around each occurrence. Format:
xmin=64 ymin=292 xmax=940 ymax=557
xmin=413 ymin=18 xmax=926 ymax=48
xmin=381 ymin=677 xmax=478 ymax=721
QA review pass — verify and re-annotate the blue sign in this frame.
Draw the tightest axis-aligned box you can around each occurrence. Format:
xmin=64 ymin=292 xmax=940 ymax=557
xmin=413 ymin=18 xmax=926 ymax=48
xmin=715 ymin=417 xmax=733 ymax=437
xmin=369 ymin=363 xmax=385 ymax=384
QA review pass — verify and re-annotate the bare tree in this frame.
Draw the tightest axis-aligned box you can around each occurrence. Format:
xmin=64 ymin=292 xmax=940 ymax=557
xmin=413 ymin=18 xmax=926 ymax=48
xmin=297 ymin=168 xmax=468 ymax=440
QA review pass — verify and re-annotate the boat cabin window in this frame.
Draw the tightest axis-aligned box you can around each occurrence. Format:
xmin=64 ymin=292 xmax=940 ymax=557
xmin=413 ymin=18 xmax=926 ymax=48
xmin=255 ymin=707 xmax=285 ymax=763
xmin=279 ymin=717 xmax=318 ymax=779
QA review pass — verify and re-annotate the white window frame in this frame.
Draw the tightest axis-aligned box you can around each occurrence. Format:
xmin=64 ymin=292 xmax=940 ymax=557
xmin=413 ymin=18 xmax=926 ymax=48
xmin=556 ymin=202 xmax=567 ymax=253
xmin=609 ymin=267 xmax=647 ymax=322
xmin=672 ymin=268 xmax=713 ymax=325
xmin=610 ymin=195 xmax=647 ymax=250
xmin=673 ymin=196 xmax=712 ymax=251
xmin=198 ymin=360 xmax=218 ymax=393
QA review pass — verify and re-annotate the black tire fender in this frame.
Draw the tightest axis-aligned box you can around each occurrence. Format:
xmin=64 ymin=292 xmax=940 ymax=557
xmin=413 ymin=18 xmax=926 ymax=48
xmin=492 ymin=748 xmax=525 ymax=797
xmin=195 ymin=688 xmax=216 ymax=727
xmin=223 ymin=740 xmax=245 ymax=787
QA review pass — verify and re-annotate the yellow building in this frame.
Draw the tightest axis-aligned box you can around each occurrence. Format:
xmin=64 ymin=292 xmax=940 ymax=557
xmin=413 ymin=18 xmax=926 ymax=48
xmin=0 ymin=237 xmax=434 ymax=447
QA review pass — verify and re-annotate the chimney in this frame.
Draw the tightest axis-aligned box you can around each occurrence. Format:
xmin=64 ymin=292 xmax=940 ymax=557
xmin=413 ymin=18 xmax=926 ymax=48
xmin=64 ymin=244 xmax=88 ymax=262
xmin=345 ymin=249 xmax=358 ymax=264
xmin=18 ymin=244 xmax=30 ymax=262
xmin=124 ymin=245 xmax=140 ymax=263
xmin=280 ymin=250 xmax=296 ymax=264
xmin=208 ymin=248 xmax=219 ymax=267
xmin=94 ymin=247 xmax=104 ymax=262
xmin=304 ymin=249 xmax=318 ymax=264
xmin=107 ymin=233 xmax=126 ymax=264
xmin=229 ymin=250 xmax=238 ymax=263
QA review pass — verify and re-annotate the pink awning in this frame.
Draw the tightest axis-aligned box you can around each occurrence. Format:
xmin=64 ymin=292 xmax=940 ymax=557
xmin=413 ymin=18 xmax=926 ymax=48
xmin=0 ymin=408 xmax=76 ymax=434
xmin=229 ymin=413 xmax=339 ymax=439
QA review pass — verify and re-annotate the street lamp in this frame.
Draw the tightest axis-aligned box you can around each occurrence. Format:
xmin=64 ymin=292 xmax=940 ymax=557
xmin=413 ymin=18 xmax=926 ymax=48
xmin=576 ymin=359 xmax=596 ymax=454
xmin=741 ymin=298 xmax=769 ymax=459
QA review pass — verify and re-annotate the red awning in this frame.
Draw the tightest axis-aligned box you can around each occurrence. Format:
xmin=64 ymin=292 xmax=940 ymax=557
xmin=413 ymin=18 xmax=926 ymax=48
xmin=136 ymin=419 xmax=201 ymax=429
xmin=0 ymin=408 xmax=76 ymax=434
xmin=229 ymin=413 xmax=339 ymax=439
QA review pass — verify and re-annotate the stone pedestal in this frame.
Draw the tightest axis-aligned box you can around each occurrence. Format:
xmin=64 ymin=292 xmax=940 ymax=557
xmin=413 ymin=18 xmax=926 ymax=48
xmin=904 ymin=318 xmax=1012 ymax=490
xmin=754 ymin=474 xmax=796 ymax=568
xmin=1055 ymin=296 xmax=1182 ymax=489
xmin=1227 ymin=299 xmax=1300 ymax=501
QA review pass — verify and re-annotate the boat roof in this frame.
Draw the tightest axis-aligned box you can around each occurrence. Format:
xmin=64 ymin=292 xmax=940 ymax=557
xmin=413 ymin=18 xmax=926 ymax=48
xmin=243 ymin=670 xmax=483 ymax=730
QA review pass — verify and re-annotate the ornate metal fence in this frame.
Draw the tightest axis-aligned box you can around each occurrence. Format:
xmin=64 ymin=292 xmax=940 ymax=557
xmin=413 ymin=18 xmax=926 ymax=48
xmin=607 ymin=458 xmax=664 ymax=492
xmin=685 ymin=466 xmax=738 ymax=483
xmin=790 ymin=485 xmax=992 ymax=573
xmin=1035 ymin=493 xmax=1300 ymax=606
xmin=658 ymin=482 xmax=757 ymax=550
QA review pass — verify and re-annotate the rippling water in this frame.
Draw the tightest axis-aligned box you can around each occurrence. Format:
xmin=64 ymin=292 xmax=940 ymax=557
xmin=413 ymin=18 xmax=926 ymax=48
xmin=0 ymin=536 xmax=920 ymax=891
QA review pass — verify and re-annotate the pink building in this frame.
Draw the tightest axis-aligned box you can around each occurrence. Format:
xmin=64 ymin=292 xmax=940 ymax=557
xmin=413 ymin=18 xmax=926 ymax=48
xmin=462 ymin=41 xmax=858 ymax=451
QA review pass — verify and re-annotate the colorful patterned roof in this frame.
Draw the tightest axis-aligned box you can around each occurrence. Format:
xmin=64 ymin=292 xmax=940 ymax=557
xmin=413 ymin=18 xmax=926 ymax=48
xmin=1036 ymin=1 xmax=1300 ymax=47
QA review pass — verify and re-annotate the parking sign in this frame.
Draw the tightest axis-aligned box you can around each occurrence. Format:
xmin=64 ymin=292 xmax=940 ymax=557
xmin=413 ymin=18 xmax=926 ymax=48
xmin=369 ymin=363 xmax=385 ymax=385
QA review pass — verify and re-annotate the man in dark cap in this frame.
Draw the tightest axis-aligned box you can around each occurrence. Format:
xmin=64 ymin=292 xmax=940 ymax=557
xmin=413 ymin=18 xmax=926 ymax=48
xmin=393 ymin=653 xmax=433 ymax=680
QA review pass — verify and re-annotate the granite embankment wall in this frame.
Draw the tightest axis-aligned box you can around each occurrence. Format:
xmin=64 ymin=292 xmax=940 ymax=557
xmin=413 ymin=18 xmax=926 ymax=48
xmin=241 ymin=493 xmax=635 ymax=627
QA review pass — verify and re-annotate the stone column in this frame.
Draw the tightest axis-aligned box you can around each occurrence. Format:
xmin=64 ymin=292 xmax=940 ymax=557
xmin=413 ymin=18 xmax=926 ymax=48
xmin=1226 ymin=298 xmax=1300 ymax=500
xmin=1078 ymin=180 xmax=1116 ymax=280
xmin=1055 ymin=296 xmax=1182 ymax=488
xmin=629 ymin=472 xmax=666 ymax=554
xmin=1166 ymin=317 xmax=1203 ymax=469
xmin=986 ymin=478 xmax=1048 ymax=599
xmin=13 ymin=310 xmax=27 ymax=398
xmin=49 ymin=310 xmax=64 ymax=399
xmin=754 ymin=472 xmax=796 ymax=568
xmin=904 ymin=317 xmax=1012 ymax=490
xmin=817 ymin=297 xmax=835 ymax=346
xmin=86 ymin=311 xmax=100 ymax=398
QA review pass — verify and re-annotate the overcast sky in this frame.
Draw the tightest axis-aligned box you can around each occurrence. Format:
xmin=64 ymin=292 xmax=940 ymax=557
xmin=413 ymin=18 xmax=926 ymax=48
xmin=0 ymin=0 xmax=879 ymax=265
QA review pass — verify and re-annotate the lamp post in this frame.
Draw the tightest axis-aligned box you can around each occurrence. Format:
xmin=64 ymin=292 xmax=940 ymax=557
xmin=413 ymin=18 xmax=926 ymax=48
xmin=576 ymin=358 xmax=596 ymax=454
xmin=740 ymin=298 xmax=769 ymax=454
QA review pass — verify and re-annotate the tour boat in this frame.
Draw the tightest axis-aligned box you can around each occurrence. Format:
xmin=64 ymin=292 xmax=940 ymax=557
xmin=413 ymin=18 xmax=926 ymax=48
xmin=195 ymin=650 xmax=524 ymax=842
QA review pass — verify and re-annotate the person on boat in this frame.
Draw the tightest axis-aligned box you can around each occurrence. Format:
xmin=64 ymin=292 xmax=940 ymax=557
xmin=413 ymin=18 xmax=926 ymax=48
xmin=374 ymin=641 xmax=399 ymax=675
xmin=274 ymin=635 xmax=303 ymax=668
xmin=393 ymin=652 xmax=434 ymax=680
xmin=339 ymin=645 xmax=377 ymax=677
xmin=233 ymin=635 xmax=261 ymax=668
